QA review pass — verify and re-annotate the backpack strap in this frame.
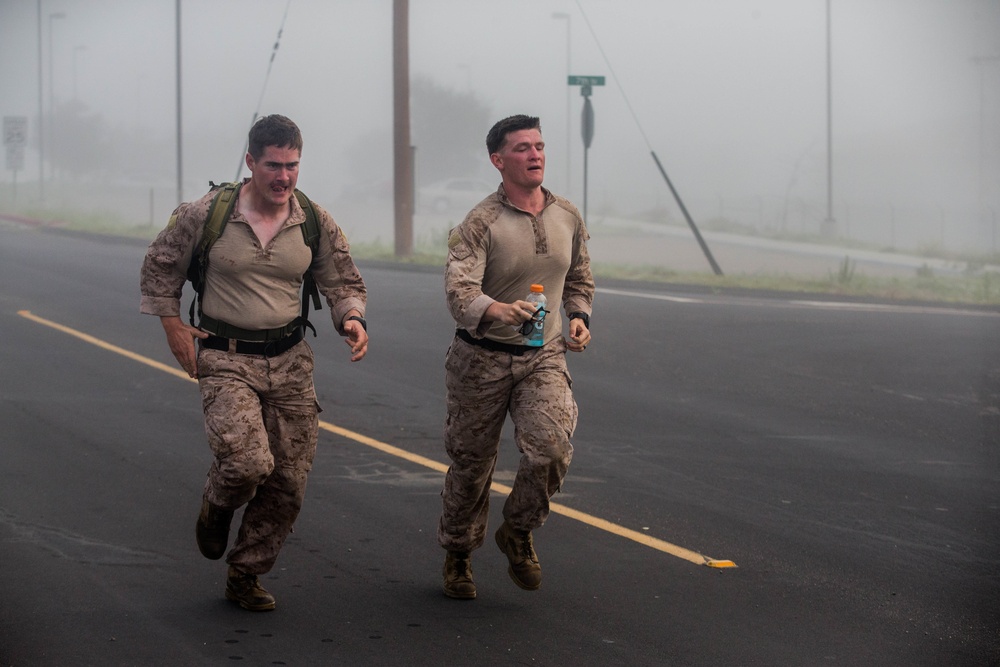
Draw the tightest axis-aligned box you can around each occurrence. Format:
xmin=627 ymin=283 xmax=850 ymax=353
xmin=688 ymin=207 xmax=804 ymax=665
xmin=294 ymin=189 xmax=323 ymax=333
xmin=187 ymin=183 xmax=324 ymax=337
xmin=187 ymin=182 xmax=241 ymax=325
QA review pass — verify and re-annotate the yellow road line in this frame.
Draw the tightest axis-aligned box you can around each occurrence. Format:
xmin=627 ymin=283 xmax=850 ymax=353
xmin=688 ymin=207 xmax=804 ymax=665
xmin=18 ymin=309 xmax=736 ymax=569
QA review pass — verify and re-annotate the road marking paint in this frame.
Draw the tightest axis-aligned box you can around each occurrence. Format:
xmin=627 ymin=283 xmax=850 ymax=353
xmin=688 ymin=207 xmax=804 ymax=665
xmin=597 ymin=289 xmax=1000 ymax=318
xmin=598 ymin=287 xmax=702 ymax=303
xmin=18 ymin=310 xmax=194 ymax=382
xmin=18 ymin=309 xmax=736 ymax=569
xmin=792 ymin=300 xmax=1000 ymax=317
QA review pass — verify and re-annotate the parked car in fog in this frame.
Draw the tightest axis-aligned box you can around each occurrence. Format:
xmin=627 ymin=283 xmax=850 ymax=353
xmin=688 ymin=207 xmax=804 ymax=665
xmin=418 ymin=178 xmax=496 ymax=213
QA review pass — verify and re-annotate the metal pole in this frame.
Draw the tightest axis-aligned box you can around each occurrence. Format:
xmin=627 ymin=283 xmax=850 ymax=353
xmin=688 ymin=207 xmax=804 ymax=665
xmin=650 ymin=151 xmax=723 ymax=276
xmin=48 ymin=11 xmax=65 ymax=183
xmin=972 ymin=55 xmax=1000 ymax=219
xmin=580 ymin=92 xmax=594 ymax=222
xmin=176 ymin=0 xmax=183 ymax=204
xmin=392 ymin=0 xmax=413 ymax=257
xmin=822 ymin=0 xmax=836 ymax=237
xmin=36 ymin=0 xmax=43 ymax=201
xmin=825 ymin=0 xmax=832 ymax=220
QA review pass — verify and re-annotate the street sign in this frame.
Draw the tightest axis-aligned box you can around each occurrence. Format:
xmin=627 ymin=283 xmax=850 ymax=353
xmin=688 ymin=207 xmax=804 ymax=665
xmin=581 ymin=97 xmax=594 ymax=149
xmin=567 ymin=75 xmax=605 ymax=87
xmin=4 ymin=116 xmax=28 ymax=147
xmin=4 ymin=116 xmax=27 ymax=171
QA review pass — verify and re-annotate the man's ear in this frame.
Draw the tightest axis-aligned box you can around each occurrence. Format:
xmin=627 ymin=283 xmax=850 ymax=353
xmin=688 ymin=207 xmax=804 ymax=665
xmin=244 ymin=152 xmax=254 ymax=172
xmin=489 ymin=152 xmax=503 ymax=171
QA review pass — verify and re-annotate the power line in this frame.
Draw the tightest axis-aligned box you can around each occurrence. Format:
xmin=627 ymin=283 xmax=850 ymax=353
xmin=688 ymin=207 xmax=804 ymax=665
xmin=572 ymin=1 xmax=722 ymax=275
xmin=573 ymin=0 xmax=652 ymax=150
xmin=234 ymin=0 xmax=293 ymax=181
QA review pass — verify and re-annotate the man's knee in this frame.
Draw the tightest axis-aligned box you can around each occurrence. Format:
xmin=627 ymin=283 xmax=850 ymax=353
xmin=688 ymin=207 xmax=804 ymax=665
xmin=218 ymin=452 xmax=274 ymax=488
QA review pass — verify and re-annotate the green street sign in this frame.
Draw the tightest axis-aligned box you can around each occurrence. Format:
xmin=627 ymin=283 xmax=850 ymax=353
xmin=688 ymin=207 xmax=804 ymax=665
xmin=567 ymin=75 xmax=605 ymax=86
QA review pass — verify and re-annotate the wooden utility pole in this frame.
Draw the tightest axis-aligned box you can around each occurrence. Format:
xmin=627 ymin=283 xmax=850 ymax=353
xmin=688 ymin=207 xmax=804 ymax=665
xmin=393 ymin=0 xmax=413 ymax=257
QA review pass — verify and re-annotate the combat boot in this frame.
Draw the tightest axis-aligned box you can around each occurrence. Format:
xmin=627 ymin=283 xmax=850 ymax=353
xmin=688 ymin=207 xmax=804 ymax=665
xmin=494 ymin=521 xmax=541 ymax=590
xmin=443 ymin=551 xmax=477 ymax=599
xmin=195 ymin=499 xmax=233 ymax=560
xmin=225 ymin=566 xmax=276 ymax=611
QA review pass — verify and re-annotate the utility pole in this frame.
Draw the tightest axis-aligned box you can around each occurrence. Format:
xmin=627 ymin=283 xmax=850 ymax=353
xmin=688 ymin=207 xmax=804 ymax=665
xmin=176 ymin=0 xmax=183 ymax=204
xmin=821 ymin=0 xmax=836 ymax=237
xmin=393 ymin=0 xmax=413 ymax=257
xmin=36 ymin=0 xmax=44 ymax=201
xmin=972 ymin=54 xmax=1000 ymax=222
xmin=47 ymin=11 xmax=65 ymax=183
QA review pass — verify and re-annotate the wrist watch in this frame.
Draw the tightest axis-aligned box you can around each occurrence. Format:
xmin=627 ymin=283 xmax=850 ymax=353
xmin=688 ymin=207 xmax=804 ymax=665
xmin=568 ymin=312 xmax=590 ymax=329
xmin=346 ymin=315 xmax=367 ymax=331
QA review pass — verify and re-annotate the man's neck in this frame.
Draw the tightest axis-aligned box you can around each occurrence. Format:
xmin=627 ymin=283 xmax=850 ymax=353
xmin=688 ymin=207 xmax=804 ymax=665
xmin=503 ymin=182 xmax=546 ymax=217
xmin=241 ymin=184 xmax=289 ymax=224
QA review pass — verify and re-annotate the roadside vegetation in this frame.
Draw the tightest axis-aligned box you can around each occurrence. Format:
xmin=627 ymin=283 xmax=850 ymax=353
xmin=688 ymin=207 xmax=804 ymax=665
xmin=3 ymin=206 xmax=998 ymax=307
xmin=344 ymin=239 xmax=1000 ymax=307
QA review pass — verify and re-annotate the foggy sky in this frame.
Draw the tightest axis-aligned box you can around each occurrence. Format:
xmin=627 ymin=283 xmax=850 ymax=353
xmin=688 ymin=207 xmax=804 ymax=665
xmin=1 ymin=0 xmax=998 ymax=250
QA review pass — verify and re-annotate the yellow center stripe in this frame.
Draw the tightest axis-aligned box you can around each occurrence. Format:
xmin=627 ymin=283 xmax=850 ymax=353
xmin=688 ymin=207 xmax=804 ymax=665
xmin=18 ymin=309 xmax=736 ymax=569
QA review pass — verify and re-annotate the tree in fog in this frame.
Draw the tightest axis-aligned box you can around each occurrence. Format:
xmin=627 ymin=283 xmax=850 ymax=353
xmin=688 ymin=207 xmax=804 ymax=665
xmin=411 ymin=75 xmax=491 ymax=187
xmin=338 ymin=75 xmax=492 ymax=205
xmin=50 ymin=99 xmax=116 ymax=180
xmin=49 ymin=100 xmax=173 ymax=185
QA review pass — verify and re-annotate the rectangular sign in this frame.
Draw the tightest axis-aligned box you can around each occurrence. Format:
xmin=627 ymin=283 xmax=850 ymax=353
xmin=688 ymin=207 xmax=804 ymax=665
xmin=4 ymin=116 xmax=28 ymax=147
xmin=567 ymin=75 xmax=605 ymax=86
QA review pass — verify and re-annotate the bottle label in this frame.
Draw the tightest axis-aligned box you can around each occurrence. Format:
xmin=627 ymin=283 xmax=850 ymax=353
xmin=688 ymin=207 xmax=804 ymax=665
xmin=525 ymin=307 xmax=546 ymax=346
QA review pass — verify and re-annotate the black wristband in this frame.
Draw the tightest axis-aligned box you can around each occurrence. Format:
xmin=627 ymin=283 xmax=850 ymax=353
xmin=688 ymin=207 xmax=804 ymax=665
xmin=346 ymin=315 xmax=367 ymax=332
xmin=568 ymin=312 xmax=590 ymax=329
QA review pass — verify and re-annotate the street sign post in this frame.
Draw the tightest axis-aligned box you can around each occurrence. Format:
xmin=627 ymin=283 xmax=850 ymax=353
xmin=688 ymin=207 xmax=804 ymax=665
xmin=567 ymin=77 xmax=604 ymax=220
xmin=4 ymin=115 xmax=27 ymax=169
xmin=4 ymin=116 xmax=28 ymax=202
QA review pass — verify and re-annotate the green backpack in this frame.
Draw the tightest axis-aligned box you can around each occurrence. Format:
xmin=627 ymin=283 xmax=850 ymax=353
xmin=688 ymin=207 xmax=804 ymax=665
xmin=186 ymin=181 xmax=323 ymax=338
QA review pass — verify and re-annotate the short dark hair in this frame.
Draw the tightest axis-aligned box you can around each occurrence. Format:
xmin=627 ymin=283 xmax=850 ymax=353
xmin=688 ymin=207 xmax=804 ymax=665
xmin=247 ymin=114 xmax=303 ymax=159
xmin=486 ymin=115 xmax=541 ymax=155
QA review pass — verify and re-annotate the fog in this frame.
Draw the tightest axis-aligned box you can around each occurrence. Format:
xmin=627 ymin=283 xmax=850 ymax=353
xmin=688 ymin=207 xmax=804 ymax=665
xmin=1 ymin=0 xmax=998 ymax=272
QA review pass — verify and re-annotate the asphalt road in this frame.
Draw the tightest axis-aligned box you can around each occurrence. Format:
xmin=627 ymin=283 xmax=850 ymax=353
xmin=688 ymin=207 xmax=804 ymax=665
xmin=1 ymin=223 xmax=998 ymax=666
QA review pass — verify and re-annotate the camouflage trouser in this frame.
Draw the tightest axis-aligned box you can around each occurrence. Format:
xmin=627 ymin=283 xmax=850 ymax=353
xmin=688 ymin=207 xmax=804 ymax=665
xmin=197 ymin=340 xmax=320 ymax=574
xmin=438 ymin=335 xmax=577 ymax=553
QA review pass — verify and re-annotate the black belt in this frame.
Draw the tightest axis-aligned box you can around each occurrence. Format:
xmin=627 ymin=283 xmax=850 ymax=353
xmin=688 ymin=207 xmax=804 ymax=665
xmin=200 ymin=327 xmax=304 ymax=357
xmin=455 ymin=328 xmax=535 ymax=356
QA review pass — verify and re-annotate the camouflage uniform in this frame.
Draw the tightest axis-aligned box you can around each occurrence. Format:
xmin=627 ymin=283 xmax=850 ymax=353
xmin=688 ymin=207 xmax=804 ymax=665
xmin=438 ymin=185 xmax=594 ymax=552
xmin=140 ymin=183 xmax=365 ymax=574
xmin=198 ymin=343 xmax=319 ymax=574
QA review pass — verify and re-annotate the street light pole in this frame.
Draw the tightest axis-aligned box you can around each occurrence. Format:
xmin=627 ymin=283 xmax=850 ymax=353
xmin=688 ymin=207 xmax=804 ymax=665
xmin=822 ymin=0 xmax=836 ymax=237
xmin=48 ymin=11 xmax=65 ymax=184
xmin=972 ymin=55 xmax=1000 ymax=221
xmin=36 ymin=0 xmax=44 ymax=201
xmin=552 ymin=12 xmax=571 ymax=196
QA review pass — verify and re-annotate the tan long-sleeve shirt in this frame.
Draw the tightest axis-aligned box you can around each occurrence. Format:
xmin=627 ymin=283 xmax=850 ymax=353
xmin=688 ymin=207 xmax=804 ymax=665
xmin=445 ymin=185 xmax=594 ymax=345
xmin=140 ymin=183 xmax=366 ymax=335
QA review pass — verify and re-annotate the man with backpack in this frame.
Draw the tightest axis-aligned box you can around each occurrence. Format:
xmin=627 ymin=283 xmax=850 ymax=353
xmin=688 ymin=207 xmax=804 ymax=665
xmin=140 ymin=114 xmax=368 ymax=611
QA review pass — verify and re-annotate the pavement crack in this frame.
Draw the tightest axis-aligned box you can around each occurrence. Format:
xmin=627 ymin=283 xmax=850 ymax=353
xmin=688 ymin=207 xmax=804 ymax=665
xmin=0 ymin=509 xmax=173 ymax=566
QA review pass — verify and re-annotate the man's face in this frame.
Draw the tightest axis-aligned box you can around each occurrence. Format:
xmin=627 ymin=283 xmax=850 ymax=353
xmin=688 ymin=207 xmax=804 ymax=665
xmin=491 ymin=128 xmax=545 ymax=189
xmin=246 ymin=144 xmax=300 ymax=209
